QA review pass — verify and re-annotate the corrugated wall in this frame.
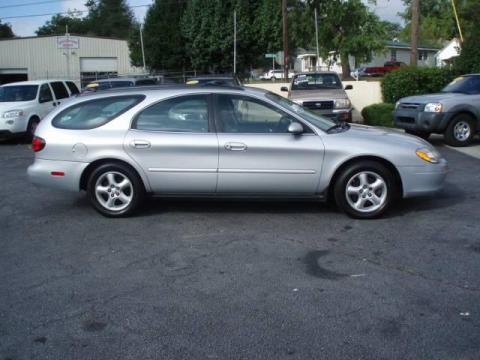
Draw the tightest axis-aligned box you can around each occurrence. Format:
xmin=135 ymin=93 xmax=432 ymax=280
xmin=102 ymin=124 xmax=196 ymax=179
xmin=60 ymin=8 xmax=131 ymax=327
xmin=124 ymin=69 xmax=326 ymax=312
xmin=0 ymin=36 xmax=141 ymax=86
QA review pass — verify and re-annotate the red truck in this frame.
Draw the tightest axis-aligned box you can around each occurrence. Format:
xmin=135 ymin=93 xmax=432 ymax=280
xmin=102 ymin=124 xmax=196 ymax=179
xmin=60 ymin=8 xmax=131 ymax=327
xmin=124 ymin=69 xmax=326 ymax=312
xmin=364 ymin=61 xmax=406 ymax=77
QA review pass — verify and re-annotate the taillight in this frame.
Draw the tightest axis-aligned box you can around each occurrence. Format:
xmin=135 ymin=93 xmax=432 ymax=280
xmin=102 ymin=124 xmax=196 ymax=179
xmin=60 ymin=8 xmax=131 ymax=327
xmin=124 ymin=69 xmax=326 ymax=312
xmin=32 ymin=136 xmax=45 ymax=152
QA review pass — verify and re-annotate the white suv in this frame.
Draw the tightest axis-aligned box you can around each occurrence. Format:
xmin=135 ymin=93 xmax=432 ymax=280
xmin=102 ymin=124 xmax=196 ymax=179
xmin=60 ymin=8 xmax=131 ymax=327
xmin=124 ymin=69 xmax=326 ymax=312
xmin=0 ymin=80 xmax=79 ymax=139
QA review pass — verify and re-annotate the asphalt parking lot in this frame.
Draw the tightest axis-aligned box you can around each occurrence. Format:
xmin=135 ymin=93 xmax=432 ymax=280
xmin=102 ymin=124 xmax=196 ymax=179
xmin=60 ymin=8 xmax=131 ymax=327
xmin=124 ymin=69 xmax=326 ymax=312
xmin=1 ymin=139 xmax=479 ymax=360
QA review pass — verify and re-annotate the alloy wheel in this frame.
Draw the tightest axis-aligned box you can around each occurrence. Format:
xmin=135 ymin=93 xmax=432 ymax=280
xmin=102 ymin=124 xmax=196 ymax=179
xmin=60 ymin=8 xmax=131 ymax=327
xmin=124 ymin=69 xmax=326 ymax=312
xmin=345 ymin=171 xmax=387 ymax=213
xmin=95 ymin=171 xmax=133 ymax=212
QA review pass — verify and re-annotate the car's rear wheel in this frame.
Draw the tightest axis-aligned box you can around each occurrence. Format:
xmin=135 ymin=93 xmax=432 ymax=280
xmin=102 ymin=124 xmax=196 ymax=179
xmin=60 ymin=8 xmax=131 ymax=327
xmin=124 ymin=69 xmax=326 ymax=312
xmin=445 ymin=114 xmax=475 ymax=147
xmin=405 ymin=129 xmax=430 ymax=140
xmin=87 ymin=163 xmax=145 ymax=217
xmin=334 ymin=161 xmax=397 ymax=219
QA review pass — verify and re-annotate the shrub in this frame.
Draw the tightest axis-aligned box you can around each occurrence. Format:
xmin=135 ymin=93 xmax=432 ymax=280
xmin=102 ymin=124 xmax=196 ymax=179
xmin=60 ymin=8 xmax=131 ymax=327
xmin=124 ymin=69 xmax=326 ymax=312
xmin=381 ymin=67 xmax=457 ymax=104
xmin=361 ymin=103 xmax=395 ymax=127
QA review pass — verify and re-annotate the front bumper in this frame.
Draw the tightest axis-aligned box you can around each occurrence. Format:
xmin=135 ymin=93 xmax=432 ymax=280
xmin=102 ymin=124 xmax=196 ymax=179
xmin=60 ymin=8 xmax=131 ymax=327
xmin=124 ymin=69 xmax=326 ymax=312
xmin=0 ymin=116 xmax=28 ymax=134
xmin=398 ymin=158 xmax=448 ymax=198
xmin=28 ymin=158 xmax=89 ymax=192
xmin=311 ymin=109 xmax=352 ymax=122
xmin=394 ymin=109 xmax=450 ymax=133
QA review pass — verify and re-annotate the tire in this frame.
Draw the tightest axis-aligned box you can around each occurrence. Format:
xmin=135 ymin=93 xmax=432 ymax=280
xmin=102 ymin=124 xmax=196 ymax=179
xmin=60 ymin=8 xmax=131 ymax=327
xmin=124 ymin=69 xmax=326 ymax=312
xmin=25 ymin=116 xmax=40 ymax=142
xmin=444 ymin=114 xmax=475 ymax=147
xmin=405 ymin=129 xmax=430 ymax=140
xmin=333 ymin=161 xmax=397 ymax=219
xmin=87 ymin=163 xmax=145 ymax=217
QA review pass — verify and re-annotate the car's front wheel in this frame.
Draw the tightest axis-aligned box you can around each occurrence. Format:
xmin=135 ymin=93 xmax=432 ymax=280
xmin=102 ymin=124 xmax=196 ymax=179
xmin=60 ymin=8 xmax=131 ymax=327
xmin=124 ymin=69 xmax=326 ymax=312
xmin=87 ymin=163 xmax=145 ymax=217
xmin=444 ymin=114 xmax=475 ymax=147
xmin=333 ymin=161 xmax=397 ymax=219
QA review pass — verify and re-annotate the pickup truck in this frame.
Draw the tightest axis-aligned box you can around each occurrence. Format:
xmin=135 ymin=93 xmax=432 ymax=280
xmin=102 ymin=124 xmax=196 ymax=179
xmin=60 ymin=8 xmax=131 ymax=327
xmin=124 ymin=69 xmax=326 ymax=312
xmin=394 ymin=74 xmax=480 ymax=146
xmin=364 ymin=61 xmax=406 ymax=77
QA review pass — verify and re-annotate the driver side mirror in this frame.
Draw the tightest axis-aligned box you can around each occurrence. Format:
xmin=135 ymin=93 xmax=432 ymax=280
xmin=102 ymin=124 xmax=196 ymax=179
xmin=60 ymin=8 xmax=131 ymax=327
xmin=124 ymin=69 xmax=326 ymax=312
xmin=281 ymin=86 xmax=289 ymax=92
xmin=345 ymin=84 xmax=353 ymax=90
xmin=288 ymin=122 xmax=303 ymax=135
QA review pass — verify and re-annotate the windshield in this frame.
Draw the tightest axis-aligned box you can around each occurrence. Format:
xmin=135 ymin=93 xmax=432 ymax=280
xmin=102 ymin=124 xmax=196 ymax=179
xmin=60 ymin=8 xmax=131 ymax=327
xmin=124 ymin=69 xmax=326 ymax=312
xmin=442 ymin=76 xmax=480 ymax=95
xmin=291 ymin=73 xmax=342 ymax=90
xmin=265 ymin=92 xmax=335 ymax=131
xmin=0 ymin=85 xmax=38 ymax=102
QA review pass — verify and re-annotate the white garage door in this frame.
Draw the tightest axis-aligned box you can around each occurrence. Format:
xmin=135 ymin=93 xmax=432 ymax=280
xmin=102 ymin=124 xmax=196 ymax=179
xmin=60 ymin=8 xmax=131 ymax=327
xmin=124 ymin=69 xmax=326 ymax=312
xmin=80 ymin=58 xmax=118 ymax=72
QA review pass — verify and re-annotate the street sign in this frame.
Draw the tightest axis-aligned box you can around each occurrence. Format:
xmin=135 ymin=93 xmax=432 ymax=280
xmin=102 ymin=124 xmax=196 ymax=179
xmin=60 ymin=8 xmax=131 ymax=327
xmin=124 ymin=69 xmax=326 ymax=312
xmin=265 ymin=53 xmax=276 ymax=58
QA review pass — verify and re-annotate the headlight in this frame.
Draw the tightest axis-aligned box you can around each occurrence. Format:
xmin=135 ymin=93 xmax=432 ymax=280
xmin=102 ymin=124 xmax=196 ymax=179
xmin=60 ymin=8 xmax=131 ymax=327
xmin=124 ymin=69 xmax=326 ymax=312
xmin=292 ymin=99 xmax=303 ymax=105
xmin=334 ymin=99 xmax=351 ymax=109
xmin=424 ymin=103 xmax=443 ymax=113
xmin=3 ymin=110 xmax=24 ymax=119
xmin=395 ymin=101 xmax=400 ymax=109
xmin=416 ymin=148 xmax=440 ymax=164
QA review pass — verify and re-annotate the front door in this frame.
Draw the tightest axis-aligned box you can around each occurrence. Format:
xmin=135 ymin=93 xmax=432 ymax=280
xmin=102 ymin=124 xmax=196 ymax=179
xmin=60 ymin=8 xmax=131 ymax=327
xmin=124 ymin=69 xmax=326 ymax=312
xmin=124 ymin=94 xmax=218 ymax=194
xmin=214 ymin=94 xmax=324 ymax=194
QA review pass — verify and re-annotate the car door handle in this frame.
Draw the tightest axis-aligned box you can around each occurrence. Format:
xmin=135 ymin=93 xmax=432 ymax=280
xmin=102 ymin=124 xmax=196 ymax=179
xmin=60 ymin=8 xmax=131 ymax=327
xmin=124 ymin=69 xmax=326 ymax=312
xmin=131 ymin=140 xmax=151 ymax=149
xmin=225 ymin=142 xmax=247 ymax=151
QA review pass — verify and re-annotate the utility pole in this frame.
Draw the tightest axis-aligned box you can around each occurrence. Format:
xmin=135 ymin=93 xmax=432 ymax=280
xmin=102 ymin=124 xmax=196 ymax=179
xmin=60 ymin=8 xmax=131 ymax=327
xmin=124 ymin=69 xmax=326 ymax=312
xmin=410 ymin=0 xmax=419 ymax=67
xmin=139 ymin=24 xmax=146 ymax=73
xmin=282 ymin=0 xmax=288 ymax=81
xmin=314 ymin=7 xmax=320 ymax=71
xmin=233 ymin=10 xmax=237 ymax=74
xmin=450 ymin=0 xmax=463 ymax=42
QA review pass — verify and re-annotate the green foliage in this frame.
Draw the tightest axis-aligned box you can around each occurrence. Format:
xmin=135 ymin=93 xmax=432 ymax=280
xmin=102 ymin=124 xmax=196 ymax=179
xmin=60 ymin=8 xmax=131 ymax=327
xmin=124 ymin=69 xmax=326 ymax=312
xmin=315 ymin=0 xmax=388 ymax=78
xmin=0 ymin=20 xmax=15 ymax=39
xmin=381 ymin=67 xmax=457 ymax=103
xmin=361 ymin=103 xmax=395 ymax=127
xmin=36 ymin=13 xmax=89 ymax=36
xmin=134 ymin=0 xmax=189 ymax=70
xmin=36 ymin=0 xmax=136 ymax=39
xmin=454 ymin=26 xmax=480 ymax=74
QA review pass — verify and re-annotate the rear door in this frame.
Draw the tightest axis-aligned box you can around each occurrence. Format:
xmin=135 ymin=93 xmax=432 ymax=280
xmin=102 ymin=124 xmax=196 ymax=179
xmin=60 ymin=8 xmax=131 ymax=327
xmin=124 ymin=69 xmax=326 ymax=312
xmin=124 ymin=94 xmax=219 ymax=194
xmin=214 ymin=93 xmax=324 ymax=194
xmin=49 ymin=81 xmax=70 ymax=106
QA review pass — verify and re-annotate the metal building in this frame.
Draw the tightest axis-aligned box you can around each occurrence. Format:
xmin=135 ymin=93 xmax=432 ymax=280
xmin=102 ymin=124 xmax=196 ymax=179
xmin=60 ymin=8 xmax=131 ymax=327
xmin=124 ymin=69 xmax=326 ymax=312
xmin=0 ymin=34 xmax=142 ymax=88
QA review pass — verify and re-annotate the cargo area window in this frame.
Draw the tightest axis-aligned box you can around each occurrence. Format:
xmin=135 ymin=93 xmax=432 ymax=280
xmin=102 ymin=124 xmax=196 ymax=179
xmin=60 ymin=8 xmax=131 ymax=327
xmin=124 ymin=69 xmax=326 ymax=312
xmin=52 ymin=95 xmax=144 ymax=129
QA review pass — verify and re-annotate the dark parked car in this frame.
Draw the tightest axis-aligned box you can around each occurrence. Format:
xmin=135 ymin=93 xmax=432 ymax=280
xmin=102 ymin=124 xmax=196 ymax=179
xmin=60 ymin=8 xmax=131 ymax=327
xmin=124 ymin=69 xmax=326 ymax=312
xmin=186 ymin=75 xmax=241 ymax=87
xmin=394 ymin=74 xmax=480 ymax=146
xmin=83 ymin=77 xmax=157 ymax=93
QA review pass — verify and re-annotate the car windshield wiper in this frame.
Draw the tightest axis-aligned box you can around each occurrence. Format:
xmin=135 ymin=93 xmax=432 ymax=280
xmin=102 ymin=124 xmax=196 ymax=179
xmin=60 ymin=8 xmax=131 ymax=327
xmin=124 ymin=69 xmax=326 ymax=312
xmin=326 ymin=121 xmax=350 ymax=133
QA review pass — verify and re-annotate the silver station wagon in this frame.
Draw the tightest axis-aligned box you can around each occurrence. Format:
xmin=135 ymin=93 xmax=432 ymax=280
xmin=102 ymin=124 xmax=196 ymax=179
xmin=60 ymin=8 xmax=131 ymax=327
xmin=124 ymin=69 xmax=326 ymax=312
xmin=28 ymin=85 xmax=448 ymax=219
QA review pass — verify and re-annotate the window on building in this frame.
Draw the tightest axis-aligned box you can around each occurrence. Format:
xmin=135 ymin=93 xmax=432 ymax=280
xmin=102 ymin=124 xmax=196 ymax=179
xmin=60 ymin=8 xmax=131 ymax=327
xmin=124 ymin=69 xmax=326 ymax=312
xmin=418 ymin=51 xmax=429 ymax=61
xmin=390 ymin=49 xmax=397 ymax=61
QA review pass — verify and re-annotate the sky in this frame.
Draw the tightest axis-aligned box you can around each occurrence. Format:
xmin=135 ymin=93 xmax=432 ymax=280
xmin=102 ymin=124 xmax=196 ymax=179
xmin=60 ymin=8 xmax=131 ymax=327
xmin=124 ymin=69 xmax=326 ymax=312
xmin=0 ymin=0 xmax=405 ymax=38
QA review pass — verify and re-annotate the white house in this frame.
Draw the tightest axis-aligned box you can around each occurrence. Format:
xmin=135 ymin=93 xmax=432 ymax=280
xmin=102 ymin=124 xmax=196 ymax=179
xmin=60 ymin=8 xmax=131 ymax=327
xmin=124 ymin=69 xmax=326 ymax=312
xmin=294 ymin=40 xmax=439 ymax=74
xmin=435 ymin=38 xmax=461 ymax=67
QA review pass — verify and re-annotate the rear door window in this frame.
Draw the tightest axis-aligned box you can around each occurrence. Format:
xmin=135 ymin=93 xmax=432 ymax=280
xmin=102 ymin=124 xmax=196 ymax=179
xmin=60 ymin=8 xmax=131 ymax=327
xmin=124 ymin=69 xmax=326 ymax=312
xmin=66 ymin=81 xmax=79 ymax=95
xmin=39 ymin=84 xmax=53 ymax=103
xmin=52 ymin=95 xmax=145 ymax=129
xmin=50 ymin=81 xmax=69 ymax=99
xmin=133 ymin=95 xmax=209 ymax=133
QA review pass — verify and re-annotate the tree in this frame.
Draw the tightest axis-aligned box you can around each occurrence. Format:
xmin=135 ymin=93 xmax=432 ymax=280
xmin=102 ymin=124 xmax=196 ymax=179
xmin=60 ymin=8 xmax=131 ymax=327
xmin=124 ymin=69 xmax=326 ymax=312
xmin=84 ymin=0 xmax=136 ymax=39
xmin=399 ymin=0 xmax=457 ymax=46
xmin=381 ymin=21 xmax=403 ymax=40
xmin=36 ymin=13 xmax=89 ymax=36
xmin=454 ymin=26 xmax=480 ymax=74
xmin=0 ymin=21 xmax=15 ymax=39
xmin=316 ymin=0 xmax=388 ymax=79
xmin=182 ymin=0 xmax=259 ymax=75
xmin=132 ymin=0 xmax=189 ymax=71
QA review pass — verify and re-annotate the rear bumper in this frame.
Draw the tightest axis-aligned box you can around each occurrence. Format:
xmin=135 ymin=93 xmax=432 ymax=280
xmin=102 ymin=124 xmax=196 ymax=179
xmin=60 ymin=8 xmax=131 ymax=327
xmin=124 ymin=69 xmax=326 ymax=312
xmin=28 ymin=158 xmax=89 ymax=192
xmin=398 ymin=158 xmax=448 ymax=198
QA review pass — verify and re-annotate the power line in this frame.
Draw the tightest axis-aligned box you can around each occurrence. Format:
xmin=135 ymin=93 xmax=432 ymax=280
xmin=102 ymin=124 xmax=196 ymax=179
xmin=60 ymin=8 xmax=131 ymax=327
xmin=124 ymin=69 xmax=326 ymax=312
xmin=0 ymin=3 xmax=152 ymax=20
xmin=0 ymin=0 xmax=77 ymax=10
